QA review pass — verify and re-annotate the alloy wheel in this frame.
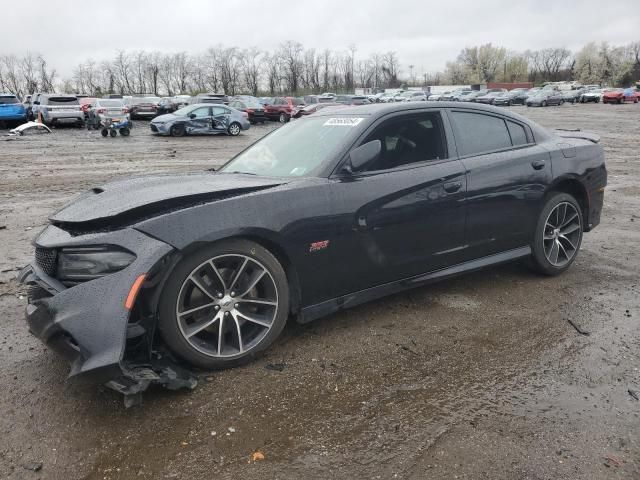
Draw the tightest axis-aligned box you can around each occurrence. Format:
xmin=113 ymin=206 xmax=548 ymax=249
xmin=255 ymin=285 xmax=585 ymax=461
xmin=543 ymin=202 xmax=582 ymax=267
xmin=229 ymin=123 xmax=240 ymax=136
xmin=175 ymin=254 xmax=279 ymax=358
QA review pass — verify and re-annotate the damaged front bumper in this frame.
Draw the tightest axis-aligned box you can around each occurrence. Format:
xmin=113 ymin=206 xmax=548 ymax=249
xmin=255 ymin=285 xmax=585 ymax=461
xmin=18 ymin=225 xmax=197 ymax=399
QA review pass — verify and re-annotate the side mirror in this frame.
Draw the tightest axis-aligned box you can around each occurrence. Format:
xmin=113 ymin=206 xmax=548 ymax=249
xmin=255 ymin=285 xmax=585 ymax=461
xmin=189 ymin=113 xmax=196 ymax=119
xmin=343 ymin=140 xmax=381 ymax=174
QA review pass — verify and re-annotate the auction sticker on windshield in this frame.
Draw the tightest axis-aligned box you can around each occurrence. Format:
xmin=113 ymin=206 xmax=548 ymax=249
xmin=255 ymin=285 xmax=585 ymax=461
xmin=323 ymin=117 xmax=364 ymax=127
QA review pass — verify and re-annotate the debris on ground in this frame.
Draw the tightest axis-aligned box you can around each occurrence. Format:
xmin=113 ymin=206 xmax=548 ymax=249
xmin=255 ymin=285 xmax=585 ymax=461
xmin=567 ymin=319 xmax=590 ymax=336
xmin=628 ymin=389 xmax=639 ymax=401
xmin=251 ymin=451 xmax=265 ymax=462
xmin=603 ymin=454 xmax=622 ymax=468
xmin=265 ymin=363 xmax=286 ymax=372
xmin=22 ymin=461 xmax=43 ymax=472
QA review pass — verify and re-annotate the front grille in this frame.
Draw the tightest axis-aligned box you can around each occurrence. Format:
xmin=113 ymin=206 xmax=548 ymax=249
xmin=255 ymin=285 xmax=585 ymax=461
xmin=35 ymin=248 xmax=57 ymax=275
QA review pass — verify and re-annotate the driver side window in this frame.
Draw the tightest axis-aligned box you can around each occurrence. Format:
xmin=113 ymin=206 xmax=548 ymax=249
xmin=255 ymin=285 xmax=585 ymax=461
xmin=359 ymin=112 xmax=447 ymax=172
xmin=191 ymin=107 xmax=210 ymax=118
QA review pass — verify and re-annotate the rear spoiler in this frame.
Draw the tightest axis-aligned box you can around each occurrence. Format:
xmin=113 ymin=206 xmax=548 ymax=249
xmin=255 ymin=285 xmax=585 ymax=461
xmin=552 ymin=128 xmax=600 ymax=144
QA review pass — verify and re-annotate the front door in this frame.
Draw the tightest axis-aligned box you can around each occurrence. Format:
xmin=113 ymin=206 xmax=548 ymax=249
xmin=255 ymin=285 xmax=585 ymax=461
xmin=186 ymin=106 xmax=213 ymax=133
xmin=327 ymin=110 xmax=468 ymax=296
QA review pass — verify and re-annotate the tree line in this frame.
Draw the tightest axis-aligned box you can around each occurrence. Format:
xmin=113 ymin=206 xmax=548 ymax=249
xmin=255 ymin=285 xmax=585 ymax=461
xmin=1 ymin=40 xmax=639 ymax=98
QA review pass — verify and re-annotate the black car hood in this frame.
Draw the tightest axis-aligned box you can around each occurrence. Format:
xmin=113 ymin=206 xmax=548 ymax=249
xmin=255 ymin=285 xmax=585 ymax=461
xmin=50 ymin=172 xmax=286 ymax=230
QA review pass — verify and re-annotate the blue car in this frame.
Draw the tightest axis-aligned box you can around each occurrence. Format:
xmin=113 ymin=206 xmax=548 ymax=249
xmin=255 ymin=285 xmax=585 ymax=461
xmin=150 ymin=103 xmax=251 ymax=137
xmin=0 ymin=93 xmax=27 ymax=126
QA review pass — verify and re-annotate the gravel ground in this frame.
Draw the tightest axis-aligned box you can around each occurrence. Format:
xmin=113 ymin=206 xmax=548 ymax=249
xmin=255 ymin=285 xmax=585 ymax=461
xmin=0 ymin=104 xmax=638 ymax=479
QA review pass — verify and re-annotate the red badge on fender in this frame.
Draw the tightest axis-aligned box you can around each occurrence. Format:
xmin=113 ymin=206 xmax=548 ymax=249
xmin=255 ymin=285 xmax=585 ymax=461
xmin=309 ymin=240 xmax=330 ymax=252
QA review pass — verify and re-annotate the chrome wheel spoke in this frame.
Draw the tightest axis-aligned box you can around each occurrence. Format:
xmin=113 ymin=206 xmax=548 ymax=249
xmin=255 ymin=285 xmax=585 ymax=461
xmin=560 ymin=223 xmax=581 ymax=236
xmin=557 ymin=240 xmax=569 ymax=261
xmin=236 ymin=310 xmax=272 ymax=328
xmin=185 ymin=311 xmax=221 ymax=338
xmin=231 ymin=312 xmax=244 ymax=353
xmin=229 ymin=258 xmax=249 ymax=292
xmin=189 ymin=275 xmax=217 ymax=300
xmin=558 ymin=234 xmax=576 ymax=251
xmin=560 ymin=212 xmax=578 ymax=228
xmin=237 ymin=298 xmax=277 ymax=306
xmin=209 ymin=260 xmax=227 ymax=291
xmin=178 ymin=302 xmax=217 ymax=317
xmin=237 ymin=269 xmax=266 ymax=298
xmin=217 ymin=314 xmax=224 ymax=355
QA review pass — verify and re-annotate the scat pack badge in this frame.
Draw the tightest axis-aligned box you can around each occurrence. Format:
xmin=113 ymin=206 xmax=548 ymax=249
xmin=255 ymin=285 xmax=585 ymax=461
xmin=309 ymin=240 xmax=330 ymax=252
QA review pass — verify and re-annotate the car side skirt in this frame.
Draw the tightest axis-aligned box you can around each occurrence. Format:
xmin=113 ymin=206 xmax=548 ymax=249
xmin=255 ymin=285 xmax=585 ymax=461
xmin=299 ymin=246 xmax=532 ymax=324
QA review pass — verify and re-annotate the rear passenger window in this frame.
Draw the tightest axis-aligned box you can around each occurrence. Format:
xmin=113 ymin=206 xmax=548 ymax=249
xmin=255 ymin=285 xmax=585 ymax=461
xmin=450 ymin=111 xmax=511 ymax=156
xmin=507 ymin=121 xmax=528 ymax=146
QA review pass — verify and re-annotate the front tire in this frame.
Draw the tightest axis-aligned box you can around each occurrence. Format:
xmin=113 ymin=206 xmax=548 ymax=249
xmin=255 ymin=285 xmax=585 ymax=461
xmin=158 ymin=239 xmax=290 ymax=370
xmin=278 ymin=112 xmax=289 ymax=123
xmin=170 ymin=124 xmax=185 ymax=137
xmin=529 ymin=193 xmax=583 ymax=276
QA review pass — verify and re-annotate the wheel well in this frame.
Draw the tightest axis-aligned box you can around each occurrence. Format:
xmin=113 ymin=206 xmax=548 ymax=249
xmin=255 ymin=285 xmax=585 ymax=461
xmin=241 ymin=235 xmax=302 ymax=316
xmin=548 ymin=179 xmax=589 ymax=221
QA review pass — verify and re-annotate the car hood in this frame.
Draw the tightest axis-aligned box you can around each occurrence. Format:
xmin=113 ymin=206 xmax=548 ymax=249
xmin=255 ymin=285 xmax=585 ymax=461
xmin=49 ymin=172 xmax=287 ymax=230
xmin=152 ymin=113 xmax=182 ymax=123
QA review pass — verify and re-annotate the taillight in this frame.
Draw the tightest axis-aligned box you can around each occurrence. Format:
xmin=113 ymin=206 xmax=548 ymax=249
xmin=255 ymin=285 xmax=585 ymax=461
xmin=123 ymin=108 xmax=129 ymax=114
xmin=97 ymin=108 xmax=106 ymax=114
xmin=246 ymin=109 xmax=254 ymax=113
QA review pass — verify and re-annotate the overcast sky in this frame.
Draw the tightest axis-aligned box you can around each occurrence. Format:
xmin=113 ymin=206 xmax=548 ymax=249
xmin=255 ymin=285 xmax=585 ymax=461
xmin=2 ymin=0 xmax=638 ymax=78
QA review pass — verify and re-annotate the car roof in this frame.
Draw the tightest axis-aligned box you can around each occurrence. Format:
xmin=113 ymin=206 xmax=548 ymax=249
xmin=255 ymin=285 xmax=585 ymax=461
xmin=312 ymin=101 xmax=543 ymax=127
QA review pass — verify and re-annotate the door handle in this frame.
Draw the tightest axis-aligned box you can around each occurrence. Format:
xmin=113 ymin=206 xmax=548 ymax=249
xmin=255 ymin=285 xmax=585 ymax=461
xmin=531 ymin=160 xmax=546 ymax=170
xmin=443 ymin=181 xmax=462 ymax=193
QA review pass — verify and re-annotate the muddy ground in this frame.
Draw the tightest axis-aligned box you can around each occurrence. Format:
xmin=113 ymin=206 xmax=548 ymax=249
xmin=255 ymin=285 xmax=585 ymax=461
xmin=0 ymin=104 xmax=638 ymax=479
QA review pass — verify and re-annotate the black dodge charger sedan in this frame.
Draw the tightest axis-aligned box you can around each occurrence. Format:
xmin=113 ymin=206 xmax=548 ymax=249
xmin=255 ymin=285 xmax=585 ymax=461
xmin=19 ymin=102 xmax=606 ymax=396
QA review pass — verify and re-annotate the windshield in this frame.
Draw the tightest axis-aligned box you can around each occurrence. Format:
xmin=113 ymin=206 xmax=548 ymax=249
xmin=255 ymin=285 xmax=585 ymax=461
xmin=0 ymin=96 xmax=19 ymax=104
xmin=220 ymin=116 xmax=363 ymax=177
xmin=173 ymin=105 xmax=198 ymax=116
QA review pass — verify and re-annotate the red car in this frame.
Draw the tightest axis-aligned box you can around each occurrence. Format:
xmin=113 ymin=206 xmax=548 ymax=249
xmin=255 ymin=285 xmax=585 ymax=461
xmin=602 ymin=88 xmax=639 ymax=104
xmin=264 ymin=96 xmax=305 ymax=123
xmin=79 ymin=97 xmax=96 ymax=117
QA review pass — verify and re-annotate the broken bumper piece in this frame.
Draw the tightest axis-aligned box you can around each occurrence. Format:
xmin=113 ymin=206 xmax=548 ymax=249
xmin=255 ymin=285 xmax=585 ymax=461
xmin=18 ymin=225 xmax=197 ymax=401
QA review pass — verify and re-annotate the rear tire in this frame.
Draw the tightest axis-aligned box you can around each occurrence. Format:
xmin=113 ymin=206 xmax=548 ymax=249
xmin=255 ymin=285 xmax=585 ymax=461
xmin=529 ymin=193 xmax=583 ymax=276
xmin=119 ymin=127 xmax=130 ymax=136
xmin=101 ymin=129 xmax=108 ymax=137
xmin=109 ymin=129 xmax=117 ymax=138
xmin=278 ymin=112 xmax=289 ymax=123
xmin=542 ymin=100 xmax=547 ymax=107
xmin=158 ymin=239 xmax=290 ymax=370
xmin=228 ymin=122 xmax=241 ymax=136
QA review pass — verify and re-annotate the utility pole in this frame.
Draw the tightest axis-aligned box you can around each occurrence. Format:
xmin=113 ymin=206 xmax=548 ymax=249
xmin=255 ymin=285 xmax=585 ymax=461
xmin=409 ymin=64 xmax=414 ymax=86
xmin=348 ymin=44 xmax=357 ymax=92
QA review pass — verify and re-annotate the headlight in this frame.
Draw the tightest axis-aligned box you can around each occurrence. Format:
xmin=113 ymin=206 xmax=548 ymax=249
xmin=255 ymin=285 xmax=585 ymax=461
xmin=56 ymin=246 xmax=136 ymax=282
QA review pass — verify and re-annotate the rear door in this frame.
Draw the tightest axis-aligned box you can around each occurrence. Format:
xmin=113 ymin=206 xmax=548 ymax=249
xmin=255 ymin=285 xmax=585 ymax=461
xmin=447 ymin=109 xmax=552 ymax=259
xmin=211 ymin=106 xmax=230 ymax=132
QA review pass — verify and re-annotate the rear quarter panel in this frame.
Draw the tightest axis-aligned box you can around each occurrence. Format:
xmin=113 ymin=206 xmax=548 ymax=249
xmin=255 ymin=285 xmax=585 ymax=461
xmin=545 ymin=137 xmax=607 ymax=230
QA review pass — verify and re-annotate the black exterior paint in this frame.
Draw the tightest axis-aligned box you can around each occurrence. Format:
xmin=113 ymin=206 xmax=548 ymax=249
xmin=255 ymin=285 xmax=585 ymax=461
xmin=19 ymin=102 xmax=607 ymax=385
